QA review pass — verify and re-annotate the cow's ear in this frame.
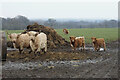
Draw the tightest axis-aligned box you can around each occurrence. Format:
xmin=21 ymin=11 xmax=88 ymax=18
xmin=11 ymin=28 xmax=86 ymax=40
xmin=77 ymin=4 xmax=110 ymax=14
xmin=95 ymin=38 xmax=96 ymax=40
xmin=17 ymin=34 xmax=20 ymax=39
xmin=73 ymin=37 xmax=76 ymax=39
xmin=35 ymin=32 xmax=39 ymax=37
xmin=69 ymin=37 xmax=71 ymax=39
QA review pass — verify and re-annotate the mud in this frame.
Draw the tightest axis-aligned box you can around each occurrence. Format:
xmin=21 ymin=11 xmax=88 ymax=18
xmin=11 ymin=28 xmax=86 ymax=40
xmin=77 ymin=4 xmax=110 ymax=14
xmin=2 ymin=40 xmax=118 ymax=78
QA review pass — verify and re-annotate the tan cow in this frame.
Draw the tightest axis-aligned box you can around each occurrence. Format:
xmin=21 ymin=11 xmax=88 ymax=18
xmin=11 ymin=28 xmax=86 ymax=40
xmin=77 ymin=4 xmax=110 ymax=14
xmin=69 ymin=36 xmax=85 ymax=51
xmin=63 ymin=28 xmax=69 ymax=34
xmin=29 ymin=32 xmax=47 ymax=54
xmin=15 ymin=33 xmax=31 ymax=54
xmin=91 ymin=37 xmax=106 ymax=51
xmin=14 ymin=31 xmax=38 ymax=54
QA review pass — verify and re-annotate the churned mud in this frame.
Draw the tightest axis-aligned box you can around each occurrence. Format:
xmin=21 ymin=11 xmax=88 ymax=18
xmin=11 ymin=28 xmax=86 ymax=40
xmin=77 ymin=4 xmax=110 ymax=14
xmin=2 ymin=40 xmax=118 ymax=78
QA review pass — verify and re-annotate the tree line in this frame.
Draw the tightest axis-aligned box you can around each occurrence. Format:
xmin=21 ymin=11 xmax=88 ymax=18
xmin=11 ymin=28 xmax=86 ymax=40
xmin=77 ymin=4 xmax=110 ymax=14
xmin=1 ymin=15 xmax=118 ymax=30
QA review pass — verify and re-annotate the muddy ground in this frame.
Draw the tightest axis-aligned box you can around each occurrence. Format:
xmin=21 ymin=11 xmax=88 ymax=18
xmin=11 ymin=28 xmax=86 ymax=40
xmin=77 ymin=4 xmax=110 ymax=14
xmin=2 ymin=41 xmax=119 ymax=78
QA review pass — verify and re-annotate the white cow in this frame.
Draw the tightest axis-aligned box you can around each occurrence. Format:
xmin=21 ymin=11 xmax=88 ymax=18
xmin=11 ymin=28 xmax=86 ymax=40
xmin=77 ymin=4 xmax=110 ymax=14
xmin=30 ymin=32 xmax=47 ymax=54
xmin=7 ymin=32 xmax=21 ymax=48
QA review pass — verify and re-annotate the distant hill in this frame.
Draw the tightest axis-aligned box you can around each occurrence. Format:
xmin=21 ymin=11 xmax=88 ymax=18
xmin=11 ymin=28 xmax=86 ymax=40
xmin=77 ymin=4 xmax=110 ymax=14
xmin=1 ymin=15 xmax=118 ymax=30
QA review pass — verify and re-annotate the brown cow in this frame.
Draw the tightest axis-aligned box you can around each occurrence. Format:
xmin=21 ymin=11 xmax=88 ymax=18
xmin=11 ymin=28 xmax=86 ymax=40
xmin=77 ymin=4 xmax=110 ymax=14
xmin=69 ymin=36 xmax=85 ymax=51
xmin=63 ymin=28 xmax=69 ymax=34
xmin=91 ymin=37 xmax=106 ymax=51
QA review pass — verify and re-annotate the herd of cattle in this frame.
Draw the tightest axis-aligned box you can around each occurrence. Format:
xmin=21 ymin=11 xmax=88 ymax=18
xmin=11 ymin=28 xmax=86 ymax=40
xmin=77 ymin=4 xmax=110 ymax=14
xmin=7 ymin=28 xmax=106 ymax=55
xmin=7 ymin=31 xmax=47 ymax=54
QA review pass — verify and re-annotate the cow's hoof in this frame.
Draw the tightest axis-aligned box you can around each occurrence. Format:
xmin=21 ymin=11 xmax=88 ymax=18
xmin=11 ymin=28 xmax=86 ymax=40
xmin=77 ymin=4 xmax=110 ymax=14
xmin=29 ymin=51 xmax=32 ymax=54
xmin=36 ymin=51 xmax=40 ymax=55
xmin=44 ymin=51 xmax=47 ymax=54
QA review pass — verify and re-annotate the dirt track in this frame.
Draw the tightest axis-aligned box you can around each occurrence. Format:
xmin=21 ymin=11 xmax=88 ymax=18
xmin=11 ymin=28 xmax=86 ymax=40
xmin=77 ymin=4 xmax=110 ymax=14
xmin=2 ymin=41 xmax=118 ymax=78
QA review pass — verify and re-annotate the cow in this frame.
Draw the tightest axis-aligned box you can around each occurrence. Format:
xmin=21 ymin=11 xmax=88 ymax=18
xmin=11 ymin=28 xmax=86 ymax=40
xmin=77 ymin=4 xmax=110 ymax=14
xmin=29 ymin=32 xmax=47 ymax=54
xmin=69 ymin=36 xmax=85 ymax=51
xmin=14 ymin=31 xmax=38 ymax=54
xmin=63 ymin=28 xmax=69 ymax=34
xmin=14 ymin=33 xmax=31 ymax=54
xmin=7 ymin=32 xmax=21 ymax=48
xmin=91 ymin=37 xmax=106 ymax=51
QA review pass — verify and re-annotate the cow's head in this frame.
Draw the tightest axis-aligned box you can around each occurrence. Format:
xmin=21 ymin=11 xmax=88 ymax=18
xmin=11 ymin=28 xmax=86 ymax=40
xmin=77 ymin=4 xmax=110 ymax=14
xmin=8 ymin=33 xmax=19 ymax=43
xmin=69 ymin=36 xmax=76 ymax=42
xmin=91 ymin=37 xmax=96 ymax=43
xmin=27 ymin=31 xmax=39 ymax=42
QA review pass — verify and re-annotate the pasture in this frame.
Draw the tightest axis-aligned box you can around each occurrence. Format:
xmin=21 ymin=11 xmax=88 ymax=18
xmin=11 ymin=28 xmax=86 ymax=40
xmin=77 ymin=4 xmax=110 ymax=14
xmin=6 ymin=28 xmax=118 ymax=43
xmin=3 ymin=28 xmax=118 ymax=78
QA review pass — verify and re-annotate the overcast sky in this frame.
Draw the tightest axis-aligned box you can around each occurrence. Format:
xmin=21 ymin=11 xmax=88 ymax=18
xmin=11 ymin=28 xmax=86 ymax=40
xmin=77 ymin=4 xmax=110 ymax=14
xmin=0 ymin=0 xmax=119 ymax=20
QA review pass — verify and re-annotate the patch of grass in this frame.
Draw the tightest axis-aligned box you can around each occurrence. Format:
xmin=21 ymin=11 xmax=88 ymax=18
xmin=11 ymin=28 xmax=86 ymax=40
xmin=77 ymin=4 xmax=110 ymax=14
xmin=55 ymin=28 xmax=118 ymax=43
xmin=4 ymin=30 xmax=23 ymax=40
xmin=4 ymin=28 xmax=118 ymax=43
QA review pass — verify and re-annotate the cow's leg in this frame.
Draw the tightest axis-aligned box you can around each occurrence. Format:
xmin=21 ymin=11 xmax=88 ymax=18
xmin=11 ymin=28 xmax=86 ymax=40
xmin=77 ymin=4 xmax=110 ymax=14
xmin=44 ymin=43 xmax=47 ymax=53
xmin=29 ymin=49 xmax=32 ymax=54
xmin=70 ymin=44 xmax=74 ymax=50
xmin=74 ymin=44 xmax=77 ymax=50
xmin=29 ymin=41 xmax=35 ymax=53
xmin=97 ymin=46 xmax=100 ymax=51
xmin=103 ymin=42 xmax=106 ymax=51
xmin=95 ymin=46 xmax=97 ymax=51
xmin=19 ymin=47 xmax=22 ymax=54
xmin=13 ymin=43 xmax=16 ymax=49
xmin=80 ymin=47 xmax=83 ymax=51
xmin=82 ymin=43 xmax=85 ymax=51
xmin=36 ymin=45 xmax=41 ymax=55
xmin=36 ymin=48 xmax=41 ymax=53
xmin=19 ymin=47 xmax=23 ymax=54
xmin=71 ymin=47 xmax=74 ymax=50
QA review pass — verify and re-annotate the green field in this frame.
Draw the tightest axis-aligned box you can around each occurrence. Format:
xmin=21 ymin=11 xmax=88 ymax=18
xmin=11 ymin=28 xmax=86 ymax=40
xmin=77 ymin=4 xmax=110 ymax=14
xmin=5 ymin=28 xmax=118 ymax=43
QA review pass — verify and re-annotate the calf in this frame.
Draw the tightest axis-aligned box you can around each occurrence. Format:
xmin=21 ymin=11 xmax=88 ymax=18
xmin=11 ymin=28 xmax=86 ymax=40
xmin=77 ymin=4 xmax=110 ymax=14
xmin=69 ymin=36 xmax=85 ymax=51
xmin=63 ymin=28 xmax=69 ymax=34
xmin=91 ymin=37 xmax=106 ymax=51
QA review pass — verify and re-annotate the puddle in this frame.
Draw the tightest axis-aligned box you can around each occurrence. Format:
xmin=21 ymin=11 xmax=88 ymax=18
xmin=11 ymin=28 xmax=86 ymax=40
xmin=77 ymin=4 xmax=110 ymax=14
xmin=7 ymin=47 xmax=18 ymax=51
xmin=3 ymin=58 xmax=103 ymax=70
xmin=7 ymin=47 xmax=105 ymax=52
xmin=76 ymin=47 xmax=104 ymax=51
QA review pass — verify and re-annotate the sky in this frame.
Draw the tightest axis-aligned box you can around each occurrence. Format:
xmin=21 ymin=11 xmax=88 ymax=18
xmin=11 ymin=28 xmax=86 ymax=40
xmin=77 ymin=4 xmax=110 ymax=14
xmin=0 ymin=0 xmax=119 ymax=20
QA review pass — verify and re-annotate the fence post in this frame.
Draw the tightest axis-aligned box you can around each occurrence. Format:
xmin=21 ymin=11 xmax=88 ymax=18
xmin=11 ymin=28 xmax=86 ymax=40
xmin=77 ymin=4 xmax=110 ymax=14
xmin=0 ymin=31 xmax=7 ymax=61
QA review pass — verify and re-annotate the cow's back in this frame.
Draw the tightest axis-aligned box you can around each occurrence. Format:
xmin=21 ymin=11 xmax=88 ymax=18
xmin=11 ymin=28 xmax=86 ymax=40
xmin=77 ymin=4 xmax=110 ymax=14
xmin=96 ymin=38 xmax=105 ymax=45
xmin=35 ymin=33 xmax=47 ymax=48
xmin=16 ymin=34 xmax=30 ymax=48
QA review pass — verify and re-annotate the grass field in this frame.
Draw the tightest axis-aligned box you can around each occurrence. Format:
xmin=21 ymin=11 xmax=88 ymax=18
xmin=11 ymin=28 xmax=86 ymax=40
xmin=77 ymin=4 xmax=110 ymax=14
xmin=5 ymin=28 xmax=118 ymax=43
